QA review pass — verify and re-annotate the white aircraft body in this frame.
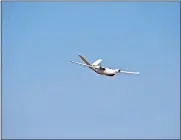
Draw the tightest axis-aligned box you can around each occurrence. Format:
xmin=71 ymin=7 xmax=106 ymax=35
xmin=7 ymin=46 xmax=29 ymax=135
xmin=70 ymin=55 xmax=140 ymax=77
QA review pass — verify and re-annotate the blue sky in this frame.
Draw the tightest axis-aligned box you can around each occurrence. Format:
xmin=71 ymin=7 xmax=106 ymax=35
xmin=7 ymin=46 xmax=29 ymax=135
xmin=2 ymin=2 xmax=180 ymax=139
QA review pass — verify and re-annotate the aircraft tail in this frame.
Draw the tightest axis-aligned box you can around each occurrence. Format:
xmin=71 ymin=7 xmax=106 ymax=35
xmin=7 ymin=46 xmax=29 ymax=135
xmin=91 ymin=59 xmax=102 ymax=66
xmin=78 ymin=55 xmax=91 ymax=65
xmin=78 ymin=55 xmax=102 ymax=66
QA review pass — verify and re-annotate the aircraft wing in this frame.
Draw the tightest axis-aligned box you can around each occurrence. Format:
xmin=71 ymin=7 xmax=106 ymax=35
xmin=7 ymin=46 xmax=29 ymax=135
xmin=120 ymin=70 xmax=140 ymax=75
xmin=70 ymin=60 xmax=97 ymax=69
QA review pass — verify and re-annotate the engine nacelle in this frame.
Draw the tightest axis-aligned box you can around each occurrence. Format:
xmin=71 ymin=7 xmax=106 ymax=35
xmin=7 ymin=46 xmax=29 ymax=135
xmin=115 ymin=69 xmax=121 ymax=73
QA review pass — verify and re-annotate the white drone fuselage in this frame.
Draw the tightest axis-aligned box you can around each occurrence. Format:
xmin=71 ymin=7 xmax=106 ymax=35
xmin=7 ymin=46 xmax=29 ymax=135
xmin=70 ymin=55 xmax=140 ymax=77
xmin=90 ymin=66 xmax=120 ymax=76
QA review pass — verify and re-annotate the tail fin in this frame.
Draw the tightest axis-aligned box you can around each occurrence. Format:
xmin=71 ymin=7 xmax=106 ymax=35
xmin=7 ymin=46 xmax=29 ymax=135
xmin=78 ymin=55 xmax=91 ymax=65
xmin=92 ymin=59 xmax=102 ymax=66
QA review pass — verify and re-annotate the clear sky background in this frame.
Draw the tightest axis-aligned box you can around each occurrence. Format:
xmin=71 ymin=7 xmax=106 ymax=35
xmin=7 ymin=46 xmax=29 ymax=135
xmin=2 ymin=2 xmax=180 ymax=139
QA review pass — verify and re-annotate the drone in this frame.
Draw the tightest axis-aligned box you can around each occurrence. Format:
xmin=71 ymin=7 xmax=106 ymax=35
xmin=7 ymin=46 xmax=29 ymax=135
xmin=70 ymin=55 xmax=140 ymax=77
